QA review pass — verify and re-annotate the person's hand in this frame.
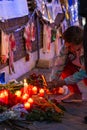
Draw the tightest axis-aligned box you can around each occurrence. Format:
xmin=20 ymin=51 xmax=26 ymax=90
xmin=47 ymin=79 xmax=66 ymax=90
xmin=54 ymin=80 xmax=66 ymax=87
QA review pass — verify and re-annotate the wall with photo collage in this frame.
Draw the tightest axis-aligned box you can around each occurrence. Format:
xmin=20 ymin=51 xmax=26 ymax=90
xmin=0 ymin=14 xmax=43 ymax=70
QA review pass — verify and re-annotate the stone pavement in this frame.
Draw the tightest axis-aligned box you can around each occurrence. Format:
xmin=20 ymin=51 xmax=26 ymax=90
xmin=24 ymin=101 xmax=87 ymax=130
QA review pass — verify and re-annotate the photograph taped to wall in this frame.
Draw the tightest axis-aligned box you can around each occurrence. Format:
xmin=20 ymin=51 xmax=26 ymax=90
xmin=36 ymin=0 xmax=63 ymax=23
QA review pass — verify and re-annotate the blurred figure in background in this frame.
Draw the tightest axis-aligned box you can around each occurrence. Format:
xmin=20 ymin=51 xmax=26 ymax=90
xmin=48 ymin=25 xmax=87 ymax=102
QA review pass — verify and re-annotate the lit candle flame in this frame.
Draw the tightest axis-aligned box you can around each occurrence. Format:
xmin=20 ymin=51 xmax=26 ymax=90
xmin=28 ymin=98 xmax=33 ymax=104
xmin=24 ymin=79 xmax=28 ymax=93
xmin=15 ymin=90 xmax=21 ymax=97
xmin=24 ymin=102 xmax=31 ymax=109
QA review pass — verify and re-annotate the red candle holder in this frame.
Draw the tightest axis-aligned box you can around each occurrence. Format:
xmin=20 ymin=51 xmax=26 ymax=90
xmin=22 ymin=93 xmax=29 ymax=102
xmin=0 ymin=90 xmax=8 ymax=105
xmin=39 ymin=88 xmax=45 ymax=97
xmin=24 ymin=102 xmax=31 ymax=110
xmin=15 ymin=90 xmax=22 ymax=98
xmin=32 ymin=86 xmax=38 ymax=95
xmin=28 ymin=98 xmax=33 ymax=105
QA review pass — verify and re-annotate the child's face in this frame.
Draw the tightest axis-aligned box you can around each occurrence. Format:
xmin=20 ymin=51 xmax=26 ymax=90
xmin=65 ymin=42 xmax=83 ymax=56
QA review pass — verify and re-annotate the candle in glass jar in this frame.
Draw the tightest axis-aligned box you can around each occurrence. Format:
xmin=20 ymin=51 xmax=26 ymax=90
xmin=39 ymin=88 xmax=44 ymax=97
xmin=24 ymin=79 xmax=28 ymax=93
xmin=22 ymin=93 xmax=29 ymax=102
xmin=32 ymin=86 xmax=37 ymax=94
xmin=24 ymin=102 xmax=31 ymax=109
xmin=0 ymin=92 xmax=5 ymax=103
xmin=28 ymin=98 xmax=33 ymax=104
xmin=15 ymin=90 xmax=21 ymax=97
xmin=0 ymin=90 xmax=8 ymax=105
xmin=4 ymin=90 xmax=8 ymax=105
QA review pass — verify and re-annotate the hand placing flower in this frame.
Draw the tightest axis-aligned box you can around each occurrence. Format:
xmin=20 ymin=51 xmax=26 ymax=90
xmin=47 ymin=79 xmax=66 ymax=90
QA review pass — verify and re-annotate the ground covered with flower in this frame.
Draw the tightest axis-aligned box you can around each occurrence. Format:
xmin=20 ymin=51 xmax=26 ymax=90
xmin=0 ymin=73 xmax=66 ymax=130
